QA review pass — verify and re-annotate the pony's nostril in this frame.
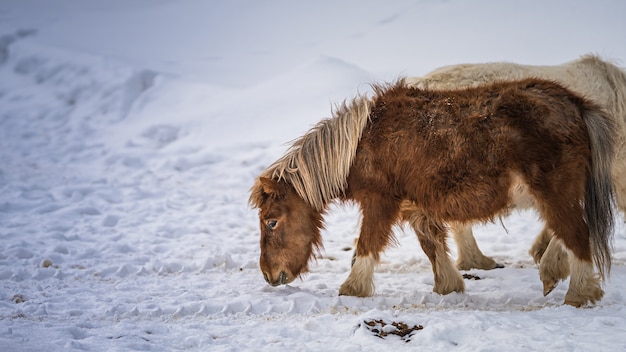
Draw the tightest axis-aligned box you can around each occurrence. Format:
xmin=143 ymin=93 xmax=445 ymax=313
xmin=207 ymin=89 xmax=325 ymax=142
xmin=279 ymin=271 xmax=287 ymax=285
xmin=263 ymin=272 xmax=270 ymax=284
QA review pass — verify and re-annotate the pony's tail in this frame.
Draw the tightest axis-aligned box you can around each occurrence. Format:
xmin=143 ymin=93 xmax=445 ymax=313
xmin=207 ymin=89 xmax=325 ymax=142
xmin=581 ymin=104 xmax=616 ymax=281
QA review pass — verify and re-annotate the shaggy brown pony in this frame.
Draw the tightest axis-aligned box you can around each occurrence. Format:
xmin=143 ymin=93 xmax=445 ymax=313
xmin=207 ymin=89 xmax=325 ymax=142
xmin=250 ymin=78 xmax=615 ymax=307
xmin=402 ymin=55 xmax=626 ymax=295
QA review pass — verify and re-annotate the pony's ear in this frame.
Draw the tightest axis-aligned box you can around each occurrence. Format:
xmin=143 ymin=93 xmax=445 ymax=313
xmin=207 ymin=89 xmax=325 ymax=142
xmin=249 ymin=177 xmax=285 ymax=208
xmin=259 ymin=177 xmax=283 ymax=198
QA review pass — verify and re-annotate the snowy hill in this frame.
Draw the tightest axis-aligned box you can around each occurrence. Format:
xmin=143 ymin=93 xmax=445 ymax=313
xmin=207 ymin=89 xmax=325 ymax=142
xmin=1 ymin=1 xmax=626 ymax=351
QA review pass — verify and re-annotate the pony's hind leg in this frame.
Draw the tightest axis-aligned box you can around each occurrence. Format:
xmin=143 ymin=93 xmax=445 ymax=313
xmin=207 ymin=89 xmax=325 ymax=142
xmin=339 ymin=195 xmax=399 ymax=297
xmin=529 ymin=225 xmax=555 ymax=264
xmin=564 ymin=253 xmax=603 ymax=307
xmin=406 ymin=213 xmax=465 ymax=295
xmin=538 ymin=235 xmax=570 ymax=296
xmin=543 ymin=204 xmax=603 ymax=306
xmin=451 ymin=222 xmax=503 ymax=270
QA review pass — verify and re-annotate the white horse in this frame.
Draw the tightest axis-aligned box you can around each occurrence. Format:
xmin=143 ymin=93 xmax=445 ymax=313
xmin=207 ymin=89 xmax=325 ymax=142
xmin=404 ymin=54 xmax=626 ymax=295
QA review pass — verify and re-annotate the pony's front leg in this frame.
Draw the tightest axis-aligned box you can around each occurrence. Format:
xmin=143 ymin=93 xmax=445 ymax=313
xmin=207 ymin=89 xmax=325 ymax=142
xmin=339 ymin=252 xmax=377 ymax=297
xmin=339 ymin=196 xmax=399 ymax=297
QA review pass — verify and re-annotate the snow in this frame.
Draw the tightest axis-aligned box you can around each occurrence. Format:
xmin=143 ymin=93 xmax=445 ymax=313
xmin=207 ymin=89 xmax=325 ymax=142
xmin=1 ymin=0 xmax=626 ymax=351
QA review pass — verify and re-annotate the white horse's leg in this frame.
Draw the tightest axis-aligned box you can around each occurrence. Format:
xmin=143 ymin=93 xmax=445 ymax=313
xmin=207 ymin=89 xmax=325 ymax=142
xmin=611 ymin=144 xmax=626 ymax=215
xmin=451 ymin=222 xmax=503 ymax=270
xmin=538 ymin=236 xmax=570 ymax=296
xmin=339 ymin=253 xmax=376 ymax=297
xmin=563 ymin=253 xmax=604 ymax=307
xmin=409 ymin=214 xmax=465 ymax=294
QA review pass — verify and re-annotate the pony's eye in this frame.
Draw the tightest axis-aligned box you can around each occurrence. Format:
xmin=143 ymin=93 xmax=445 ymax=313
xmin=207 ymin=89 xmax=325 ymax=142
xmin=266 ymin=219 xmax=278 ymax=230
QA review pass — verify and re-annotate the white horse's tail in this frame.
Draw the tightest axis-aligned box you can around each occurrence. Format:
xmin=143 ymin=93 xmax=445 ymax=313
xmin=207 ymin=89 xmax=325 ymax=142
xmin=582 ymin=104 xmax=616 ymax=280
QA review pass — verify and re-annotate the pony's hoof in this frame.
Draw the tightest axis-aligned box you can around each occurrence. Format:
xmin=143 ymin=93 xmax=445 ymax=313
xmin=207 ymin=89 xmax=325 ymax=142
xmin=563 ymin=281 xmax=604 ymax=307
xmin=456 ymin=257 xmax=502 ymax=271
xmin=433 ymin=285 xmax=465 ymax=295
xmin=543 ymin=280 xmax=558 ymax=296
xmin=564 ymin=295 xmax=601 ymax=308
xmin=563 ymin=299 xmax=583 ymax=308
xmin=339 ymin=282 xmax=374 ymax=297
xmin=433 ymin=277 xmax=466 ymax=295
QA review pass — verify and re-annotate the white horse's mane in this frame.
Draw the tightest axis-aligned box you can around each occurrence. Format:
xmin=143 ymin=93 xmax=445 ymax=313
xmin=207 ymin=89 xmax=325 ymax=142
xmin=578 ymin=55 xmax=626 ymax=135
xmin=408 ymin=54 xmax=626 ymax=131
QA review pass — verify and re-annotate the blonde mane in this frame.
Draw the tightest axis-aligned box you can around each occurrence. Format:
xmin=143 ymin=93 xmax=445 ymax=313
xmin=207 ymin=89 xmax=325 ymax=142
xmin=257 ymin=91 xmax=376 ymax=211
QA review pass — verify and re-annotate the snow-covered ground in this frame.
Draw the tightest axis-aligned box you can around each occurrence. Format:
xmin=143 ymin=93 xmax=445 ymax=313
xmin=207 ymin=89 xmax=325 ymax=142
xmin=1 ymin=1 xmax=626 ymax=351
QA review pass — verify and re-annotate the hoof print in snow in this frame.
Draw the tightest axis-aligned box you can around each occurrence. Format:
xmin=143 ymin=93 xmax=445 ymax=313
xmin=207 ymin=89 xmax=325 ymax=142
xmin=12 ymin=294 xmax=26 ymax=304
xmin=463 ymin=274 xmax=481 ymax=280
xmin=42 ymin=259 xmax=53 ymax=268
xmin=361 ymin=319 xmax=423 ymax=342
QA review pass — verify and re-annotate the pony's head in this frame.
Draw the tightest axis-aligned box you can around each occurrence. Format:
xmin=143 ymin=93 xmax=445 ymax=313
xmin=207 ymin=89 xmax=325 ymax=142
xmin=248 ymin=92 xmax=373 ymax=286
xmin=249 ymin=177 xmax=323 ymax=287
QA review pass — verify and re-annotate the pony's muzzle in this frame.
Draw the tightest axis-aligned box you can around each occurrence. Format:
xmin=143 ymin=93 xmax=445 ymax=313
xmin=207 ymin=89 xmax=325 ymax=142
xmin=263 ymin=271 xmax=288 ymax=286
xmin=263 ymin=272 xmax=270 ymax=284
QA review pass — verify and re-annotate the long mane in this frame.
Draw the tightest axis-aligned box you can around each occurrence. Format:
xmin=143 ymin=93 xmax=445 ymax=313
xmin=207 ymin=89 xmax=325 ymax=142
xmin=255 ymin=88 xmax=380 ymax=211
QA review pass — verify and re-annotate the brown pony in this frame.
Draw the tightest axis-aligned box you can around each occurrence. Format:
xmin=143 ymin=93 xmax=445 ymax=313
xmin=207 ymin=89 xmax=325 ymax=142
xmin=249 ymin=78 xmax=615 ymax=307
xmin=403 ymin=55 xmax=626 ymax=295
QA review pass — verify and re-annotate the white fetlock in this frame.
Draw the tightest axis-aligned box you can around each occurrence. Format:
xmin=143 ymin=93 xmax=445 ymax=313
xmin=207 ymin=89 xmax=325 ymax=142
xmin=339 ymin=254 xmax=376 ymax=297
